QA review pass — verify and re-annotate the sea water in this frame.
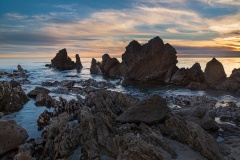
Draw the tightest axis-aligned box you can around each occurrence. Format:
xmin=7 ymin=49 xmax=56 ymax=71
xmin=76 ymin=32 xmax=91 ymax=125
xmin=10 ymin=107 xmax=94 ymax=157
xmin=0 ymin=57 xmax=240 ymax=138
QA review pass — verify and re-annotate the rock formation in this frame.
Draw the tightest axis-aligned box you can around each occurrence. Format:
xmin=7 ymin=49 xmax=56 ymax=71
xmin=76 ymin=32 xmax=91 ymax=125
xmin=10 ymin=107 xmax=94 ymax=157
xmin=215 ymin=68 xmax=240 ymax=92
xmin=27 ymin=87 xmax=50 ymax=99
xmin=90 ymin=36 xmax=178 ymax=82
xmin=116 ymin=94 xmax=171 ymax=124
xmin=90 ymin=58 xmax=102 ymax=74
xmin=120 ymin=37 xmax=177 ymax=82
xmin=0 ymin=120 xmax=28 ymax=155
xmin=205 ymin=58 xmax=226 ymax=86
xmin=51 ymin=48 xmax=83 ymax=70
xmin=85 ymin=89 xmax=138 ymax=118
xmin=100 ymin=54 xmax=120 ymax=74
xmin=0 ymin=81 xmax=29 ymax=113
xmin=171 ymin=63 xmax=205 ymax=86
xmin=75 ymin=54 xmax=83 ymax=70
xmin=164 ymin=114 xmax=224 ymax=160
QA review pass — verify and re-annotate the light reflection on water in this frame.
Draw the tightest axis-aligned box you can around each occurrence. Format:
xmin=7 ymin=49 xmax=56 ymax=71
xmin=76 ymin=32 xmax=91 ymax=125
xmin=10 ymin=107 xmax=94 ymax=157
xmin=0 ymin=57 xmax=239 ymax=139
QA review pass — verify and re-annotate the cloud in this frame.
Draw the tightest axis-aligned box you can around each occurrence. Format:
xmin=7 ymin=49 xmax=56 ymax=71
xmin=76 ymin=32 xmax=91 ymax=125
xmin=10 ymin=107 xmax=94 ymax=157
xmin=207 ymin=12 xmax=240 ymax=34
xmin=0 ymin=1 xmax=239 ymax=58
xmin=199 ymin=0 xmax=240 ymax=6
xmin=5 ymin=13 xmax=28 ymax=20
xmin=53 ymin=4 xmax=78 ymax=11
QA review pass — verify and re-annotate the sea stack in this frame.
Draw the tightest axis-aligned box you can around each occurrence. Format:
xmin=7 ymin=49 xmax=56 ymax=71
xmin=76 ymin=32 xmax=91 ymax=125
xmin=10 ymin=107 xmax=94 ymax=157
xmin=90 ymin=36 xmax=178 ymax=82
xmin=205 ymin=58 xmax=226 ymax=86
xmin=90 ymin=58 xmax=102 ymax=74
xmin=51 ymin=48 xmax=82 ymax=70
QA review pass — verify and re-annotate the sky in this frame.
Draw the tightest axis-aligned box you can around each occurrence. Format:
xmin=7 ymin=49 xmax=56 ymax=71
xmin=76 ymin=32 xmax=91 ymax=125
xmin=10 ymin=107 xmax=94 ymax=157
xmin=0 ymin=0 xmax=239 ymax=58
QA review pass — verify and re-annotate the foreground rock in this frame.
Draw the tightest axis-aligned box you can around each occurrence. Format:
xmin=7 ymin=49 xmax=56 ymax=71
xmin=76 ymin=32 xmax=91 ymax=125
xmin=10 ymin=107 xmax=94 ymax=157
xmin=27 ymin=87 xmax=50 ymax=99
xmin=0 ymin=120 xmax=28 ymax=155
xmin=205 ymin=58 xmax=226 ymax=87
xmin=0 ymin=81 xmax=29 ymax=113
xmin=78 ymin=90 xmax=225 ymax=159
xmin=164 ymin=114 xmax=224 ymax=160
xmin=50 ymin=48 xmax=83 ymax=70
xmin=116 ymin=94 xmax=171 ymax=124
xmin=40 ymin=113 xmax=82 ymax=159
xmin=85 ymin=89 xmax=138 ymax=118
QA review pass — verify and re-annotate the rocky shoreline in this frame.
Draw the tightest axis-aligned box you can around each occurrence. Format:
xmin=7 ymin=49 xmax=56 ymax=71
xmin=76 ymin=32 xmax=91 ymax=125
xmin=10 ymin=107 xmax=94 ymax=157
xmin=0 ymin=36 xmax=240 ymax=160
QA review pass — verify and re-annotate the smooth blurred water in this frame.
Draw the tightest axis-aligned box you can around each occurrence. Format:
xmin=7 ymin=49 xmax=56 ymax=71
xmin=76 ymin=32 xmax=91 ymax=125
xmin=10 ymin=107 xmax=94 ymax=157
xmin=0 ymin=57 xmax=240 ymax=139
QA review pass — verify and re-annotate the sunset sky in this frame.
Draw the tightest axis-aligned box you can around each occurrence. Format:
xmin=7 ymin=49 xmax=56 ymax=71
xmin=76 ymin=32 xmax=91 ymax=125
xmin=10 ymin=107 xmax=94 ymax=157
xmin=0 ymin=0 xmax=239 ymax=58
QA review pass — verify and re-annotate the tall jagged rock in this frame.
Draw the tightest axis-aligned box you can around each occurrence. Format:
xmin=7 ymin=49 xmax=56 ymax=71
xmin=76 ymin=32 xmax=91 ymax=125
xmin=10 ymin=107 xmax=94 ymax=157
xmin=75 ymin=54 xmax=83 ymax=70
xmin=121 ymin=37 xmax=178 ymax=81
xmin=205 ymin=58 xmax=226 ymax=86
xmin=51 ymin=49 xmax=82 ymax=70
xmin=91 ymin=37 xmax=178 ymax=81
xmin=90 ymin=58 xmax=102 ymax=74
xmin=100 ymin=54 xmax=120 ymax=75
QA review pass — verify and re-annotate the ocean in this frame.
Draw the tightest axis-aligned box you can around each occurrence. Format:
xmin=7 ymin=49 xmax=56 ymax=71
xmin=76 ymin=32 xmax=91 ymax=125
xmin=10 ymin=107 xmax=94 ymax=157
xmin=0 ymin=57 xmax=240 ymax=139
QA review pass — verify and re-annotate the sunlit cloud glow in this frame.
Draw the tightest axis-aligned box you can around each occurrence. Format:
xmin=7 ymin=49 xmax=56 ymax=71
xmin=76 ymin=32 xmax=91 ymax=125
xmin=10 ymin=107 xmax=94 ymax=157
xmin=0 ymin=0 xmax=239 ymax=58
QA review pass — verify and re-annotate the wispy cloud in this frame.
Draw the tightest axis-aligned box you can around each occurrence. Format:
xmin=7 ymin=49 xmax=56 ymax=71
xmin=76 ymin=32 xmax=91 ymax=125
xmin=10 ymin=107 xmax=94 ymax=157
xmin=199 ymin=0 xmax=240 ymax=7
xmin=0 ymin=1 xmax=239 ymax=58
xmin=53 ymin=4 xmax=78 ymax=11
xmin=5 ymin=13 xmax=28 ymax=20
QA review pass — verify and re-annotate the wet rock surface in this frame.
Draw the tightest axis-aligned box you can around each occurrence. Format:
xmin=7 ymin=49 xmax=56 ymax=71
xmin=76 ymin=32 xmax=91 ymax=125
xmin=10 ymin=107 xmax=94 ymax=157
xmin=6 ymin=88 xmax=239 ymax=159
xmin=0 ymin=120 xmax=29 ymax=156
xmin=0 ymin=81 xmax=29 ymax=113
xmin=27 ymin=87 xmax=50 ymax=99
xmin=116 ymin=94 xmax=171 ymax=124
xmin=164 ymin=114 xmax=224 ymax=160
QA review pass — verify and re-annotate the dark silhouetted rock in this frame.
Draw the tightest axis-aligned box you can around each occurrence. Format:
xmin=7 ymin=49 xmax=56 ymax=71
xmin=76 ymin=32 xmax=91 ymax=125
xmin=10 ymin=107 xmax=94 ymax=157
xmin=164 ymin=65 xmax=179 ymax=83
xmin=101 ymin=54 xmax=120 ymax=74
xmin=75 ymin=54 xmax=83 ymax=70
xmin=90 ymin=58 xmax=102 ymax=74
xmin=17 ymin=65 xmax=28 ymax=78
xmin=171 ymin=63 xmax=205 ymax=86
xmin=186 ymin=82 xmax=207 ymax=90
xmin=120 ymin=37 xmax=178 ymax=82
xmin=27 ymin=87 xmax=50 ymax=99
xmin=51 ymin=48 xmax=82 ymax=70
xmin=0 ymin=112 xmax=4 ymax=119
xmin=108 ymin=63 xmax=126 ymax=77
xmin=41 ymin=81 xmax=60 ymax=87
xmin=116 ymin=94 xmax=171 ymax=124
xmin=205 ymin=58 xmax=226 ymax=86
xmin=0 ymin=120 xmax=28 ymax=155
xmin=215 ymin=68 xmax=240 ymax=92
xmin=0 ymin=81 xmax=29 ymax=113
